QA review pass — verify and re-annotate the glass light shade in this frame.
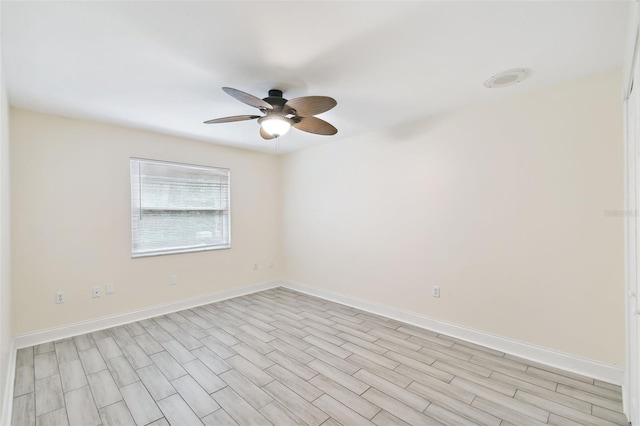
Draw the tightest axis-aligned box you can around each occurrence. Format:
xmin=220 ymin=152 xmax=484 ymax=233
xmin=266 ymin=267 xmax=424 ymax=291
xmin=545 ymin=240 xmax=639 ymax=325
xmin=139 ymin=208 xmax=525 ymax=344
xmin=260 ymin=117 xmax=291 ymax=137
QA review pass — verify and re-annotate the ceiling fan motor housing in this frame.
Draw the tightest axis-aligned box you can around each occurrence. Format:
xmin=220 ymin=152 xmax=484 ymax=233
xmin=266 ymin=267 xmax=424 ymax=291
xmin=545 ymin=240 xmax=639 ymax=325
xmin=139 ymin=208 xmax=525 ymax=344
xmin=263 ymin=89 xmax=288 ymax=114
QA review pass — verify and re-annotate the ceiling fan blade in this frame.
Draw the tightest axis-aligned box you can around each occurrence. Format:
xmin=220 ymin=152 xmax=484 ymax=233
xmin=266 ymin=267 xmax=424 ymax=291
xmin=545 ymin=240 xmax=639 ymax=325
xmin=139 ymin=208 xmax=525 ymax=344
xmin=285 ymin=96 xmax=337 ymax=116
xmin=203 ymin=115 xmax=260 ymax=124
xmin=222 ymin=87 xmax=273 ymax=110
xmin=260 ymin=127 xmax=276 ymax=140
xmin=293 ymin=116 xmax=338 ymax=135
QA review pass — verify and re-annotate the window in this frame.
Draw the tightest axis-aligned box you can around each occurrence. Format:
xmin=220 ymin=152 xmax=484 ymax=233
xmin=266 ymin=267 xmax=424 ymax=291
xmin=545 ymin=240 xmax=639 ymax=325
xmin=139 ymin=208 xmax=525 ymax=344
xmin=130 ymin=158 xmax=230 ymax=257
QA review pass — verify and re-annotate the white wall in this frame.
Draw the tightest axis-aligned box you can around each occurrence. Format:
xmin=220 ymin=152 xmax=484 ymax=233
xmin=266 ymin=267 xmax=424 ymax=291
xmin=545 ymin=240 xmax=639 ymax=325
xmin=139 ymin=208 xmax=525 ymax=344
xmin=10 ymin=109 xmax=282 ymax=335
xmin=282 ymin=69 xmax=625 ymax=366
xmin=0 ymin=21 xmax=12 ymax=422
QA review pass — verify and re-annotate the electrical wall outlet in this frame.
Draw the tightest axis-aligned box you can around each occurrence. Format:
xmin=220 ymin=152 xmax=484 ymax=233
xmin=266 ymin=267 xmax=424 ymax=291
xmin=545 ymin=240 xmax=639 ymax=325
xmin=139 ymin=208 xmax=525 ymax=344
xmin=56 ymin=292 xmax=64 ymax=304
xmin=170 ymin=274 xmax=178 ymax=285
xmin=92 ymin=287 xmax=101 ymax=298
xmin=432 ymin=286 xmax=440 ymax=298
xmin=253 ymin=264 xmax=258 ymax=271
xmin=106 ymin=283 xmax=114 ymax=294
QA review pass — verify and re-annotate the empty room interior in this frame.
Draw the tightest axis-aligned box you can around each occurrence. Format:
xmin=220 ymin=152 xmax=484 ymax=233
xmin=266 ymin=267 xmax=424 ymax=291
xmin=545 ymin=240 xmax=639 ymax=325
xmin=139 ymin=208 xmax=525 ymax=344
xmin=1 ymin=1 xmax=639 ymax=425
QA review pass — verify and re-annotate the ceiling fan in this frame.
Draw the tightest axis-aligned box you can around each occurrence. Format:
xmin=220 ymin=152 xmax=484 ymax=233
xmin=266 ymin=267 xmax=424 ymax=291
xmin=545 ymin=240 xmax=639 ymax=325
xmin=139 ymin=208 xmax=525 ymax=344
xmin=204 ymin=87 xmax=337 ymax=139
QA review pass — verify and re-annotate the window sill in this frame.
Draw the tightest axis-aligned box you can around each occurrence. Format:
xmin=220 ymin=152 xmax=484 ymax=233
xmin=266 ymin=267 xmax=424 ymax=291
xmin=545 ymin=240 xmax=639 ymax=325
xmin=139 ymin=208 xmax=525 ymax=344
xmin=131 ymin=243 xmax=231 ymax=258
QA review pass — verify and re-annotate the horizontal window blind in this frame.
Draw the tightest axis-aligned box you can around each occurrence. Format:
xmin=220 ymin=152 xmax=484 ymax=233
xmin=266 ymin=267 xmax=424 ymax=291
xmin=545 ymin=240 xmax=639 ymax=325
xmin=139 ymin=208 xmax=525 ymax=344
xmin=130 ymin=158 xmax=230 ymax=257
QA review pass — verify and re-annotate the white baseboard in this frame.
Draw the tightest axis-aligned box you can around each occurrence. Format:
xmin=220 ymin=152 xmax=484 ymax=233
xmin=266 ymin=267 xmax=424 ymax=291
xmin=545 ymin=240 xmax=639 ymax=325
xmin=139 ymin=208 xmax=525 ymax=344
xmin=1 ymin=341 xmax=16 ymax=426
xmin=9 ymin=278 xmax=625 ymax=388
xmin=281 ymin=280 xmax=625 ymax=386
xmin=14 ymin=280 xmax=284 ymax=349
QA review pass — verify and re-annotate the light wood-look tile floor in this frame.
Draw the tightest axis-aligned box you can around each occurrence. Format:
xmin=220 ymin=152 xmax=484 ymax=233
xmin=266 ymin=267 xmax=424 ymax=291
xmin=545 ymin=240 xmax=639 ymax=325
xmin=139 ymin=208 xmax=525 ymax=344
xmin=11 ymin=288 xmax=629 ymax=426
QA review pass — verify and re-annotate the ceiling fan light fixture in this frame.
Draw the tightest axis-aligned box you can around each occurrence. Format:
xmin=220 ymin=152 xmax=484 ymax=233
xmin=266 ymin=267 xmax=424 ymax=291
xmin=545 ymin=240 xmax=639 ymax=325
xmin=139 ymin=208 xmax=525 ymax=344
xmin=259 ymin=116 xmax=292 ymax=137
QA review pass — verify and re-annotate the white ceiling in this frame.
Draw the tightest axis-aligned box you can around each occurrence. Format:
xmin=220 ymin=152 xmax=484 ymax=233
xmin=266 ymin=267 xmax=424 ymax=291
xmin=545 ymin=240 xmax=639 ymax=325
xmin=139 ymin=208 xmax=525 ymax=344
xmin=1 ymin=1 xmax=631 ymax=153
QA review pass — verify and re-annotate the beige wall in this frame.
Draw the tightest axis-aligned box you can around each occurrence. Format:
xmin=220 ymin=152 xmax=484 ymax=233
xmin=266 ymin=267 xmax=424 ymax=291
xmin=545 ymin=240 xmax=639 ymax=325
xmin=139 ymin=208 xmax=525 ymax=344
xmin=282 ymin=69 xmax=625 ymax=366
xmin=10 ymin=109 xmax=282 ymax=335
xmin=8 ymin=68 xmax=626 ymax=368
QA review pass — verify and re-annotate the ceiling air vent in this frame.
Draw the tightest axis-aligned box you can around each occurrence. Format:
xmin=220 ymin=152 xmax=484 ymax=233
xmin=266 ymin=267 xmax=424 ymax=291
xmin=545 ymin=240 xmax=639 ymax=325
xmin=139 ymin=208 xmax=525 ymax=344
xmin=484 ymin=68 xmax=531 ymax=88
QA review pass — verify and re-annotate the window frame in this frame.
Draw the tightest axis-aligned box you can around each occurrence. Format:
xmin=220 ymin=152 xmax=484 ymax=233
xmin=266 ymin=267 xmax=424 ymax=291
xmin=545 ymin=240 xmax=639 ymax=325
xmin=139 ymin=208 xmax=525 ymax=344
xmin=130 ymin=157 xmax=231 ymax=258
